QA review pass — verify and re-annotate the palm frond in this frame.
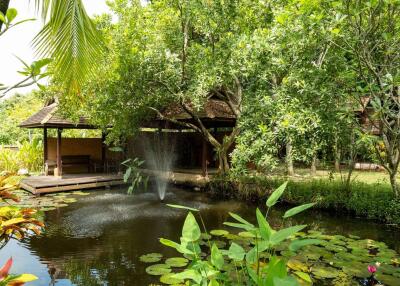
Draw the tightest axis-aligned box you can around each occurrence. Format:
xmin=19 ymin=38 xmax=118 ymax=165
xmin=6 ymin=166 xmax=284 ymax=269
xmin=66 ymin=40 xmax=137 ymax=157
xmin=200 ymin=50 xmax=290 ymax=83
xmin=33 ymin=0 xmax=103 ymax=93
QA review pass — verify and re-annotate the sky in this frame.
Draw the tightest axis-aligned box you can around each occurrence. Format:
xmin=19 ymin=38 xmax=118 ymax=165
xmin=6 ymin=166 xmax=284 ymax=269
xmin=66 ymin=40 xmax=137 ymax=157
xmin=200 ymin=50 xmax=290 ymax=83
xmin=0 ymin=0 xmax=111 ymax=96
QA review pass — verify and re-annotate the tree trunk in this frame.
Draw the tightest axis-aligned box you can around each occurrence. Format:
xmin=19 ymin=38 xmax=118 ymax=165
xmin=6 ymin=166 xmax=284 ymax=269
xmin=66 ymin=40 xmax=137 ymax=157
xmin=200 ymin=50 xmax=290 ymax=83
xmin=286 ymin=139 xmax=294 ymax=176
xmin=217 ymin=148 xmax=230 ymax=174
xmin=389 ymin=171 xmax=399 ymax=198
xmin=0 ymin=0 xmax=10 ymax=30
xmin=311 ymin=154 xmax=317 ymax=176
xmin=334 ymin=135 xmax=341 ymax=172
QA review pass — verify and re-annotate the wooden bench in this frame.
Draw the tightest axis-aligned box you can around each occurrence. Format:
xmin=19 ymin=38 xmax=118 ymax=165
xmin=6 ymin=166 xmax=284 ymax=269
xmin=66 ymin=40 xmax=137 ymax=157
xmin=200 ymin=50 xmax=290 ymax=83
xmin=61 ymin=155 xmax=91 ymax=173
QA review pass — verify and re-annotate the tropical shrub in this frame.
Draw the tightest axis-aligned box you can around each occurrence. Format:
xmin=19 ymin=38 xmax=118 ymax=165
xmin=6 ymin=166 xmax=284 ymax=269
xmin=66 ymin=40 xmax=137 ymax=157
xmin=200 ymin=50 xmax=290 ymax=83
xmin=208 ymin=176 xmax=400 ymax=225
xmin=122 ymin=158 xmax=149 ymax=194
xmin=0 ymin=140 xmax=43 ymax=174
xmin=0 ymin=174 xmax=44 ymax=249
xmin=0 ymin=258 xmax=38 ymax=286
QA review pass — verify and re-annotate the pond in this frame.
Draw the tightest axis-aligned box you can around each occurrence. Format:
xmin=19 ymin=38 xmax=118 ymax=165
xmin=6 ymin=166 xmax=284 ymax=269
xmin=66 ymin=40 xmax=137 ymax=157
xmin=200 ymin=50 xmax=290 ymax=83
xmin=1 ymin=186 xmax=400 ymax=286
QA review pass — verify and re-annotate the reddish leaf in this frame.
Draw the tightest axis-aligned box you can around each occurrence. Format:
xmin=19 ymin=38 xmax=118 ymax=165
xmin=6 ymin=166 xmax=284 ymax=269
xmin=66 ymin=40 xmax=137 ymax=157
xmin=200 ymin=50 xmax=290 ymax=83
xmin=0 ymin=257 xmax=13 ymax=279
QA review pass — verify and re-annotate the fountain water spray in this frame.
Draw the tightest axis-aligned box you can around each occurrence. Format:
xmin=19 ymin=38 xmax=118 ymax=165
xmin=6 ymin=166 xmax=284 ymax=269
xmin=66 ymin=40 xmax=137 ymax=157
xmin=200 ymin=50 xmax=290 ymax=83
xmin=142 ymin=131 xmax=175 ymax=201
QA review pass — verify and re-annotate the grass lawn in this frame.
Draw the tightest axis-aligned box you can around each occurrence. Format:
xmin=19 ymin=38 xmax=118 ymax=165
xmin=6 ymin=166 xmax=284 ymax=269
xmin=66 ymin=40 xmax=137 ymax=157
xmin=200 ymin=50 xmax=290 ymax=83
xmin=272 ymin=167 xmax=393 ymax=185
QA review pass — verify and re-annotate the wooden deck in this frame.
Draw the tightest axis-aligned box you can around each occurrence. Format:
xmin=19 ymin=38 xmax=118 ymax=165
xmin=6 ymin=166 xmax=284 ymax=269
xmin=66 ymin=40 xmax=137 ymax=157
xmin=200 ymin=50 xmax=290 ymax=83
xmin=20 ymin=173 xmax=125 ymax=195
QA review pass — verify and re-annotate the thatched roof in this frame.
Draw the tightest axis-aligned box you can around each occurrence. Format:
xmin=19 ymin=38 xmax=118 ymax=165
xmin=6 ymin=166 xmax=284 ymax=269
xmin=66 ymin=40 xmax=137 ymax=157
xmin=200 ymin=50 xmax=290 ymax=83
xmin=19 ymin=103 xmax=96 ymax=129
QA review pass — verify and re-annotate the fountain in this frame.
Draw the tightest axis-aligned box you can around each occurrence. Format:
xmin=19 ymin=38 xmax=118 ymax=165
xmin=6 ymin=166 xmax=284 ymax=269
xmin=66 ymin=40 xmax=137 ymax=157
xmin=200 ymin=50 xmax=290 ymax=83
xmin=142 ymin=131 xmax=176 ymax=201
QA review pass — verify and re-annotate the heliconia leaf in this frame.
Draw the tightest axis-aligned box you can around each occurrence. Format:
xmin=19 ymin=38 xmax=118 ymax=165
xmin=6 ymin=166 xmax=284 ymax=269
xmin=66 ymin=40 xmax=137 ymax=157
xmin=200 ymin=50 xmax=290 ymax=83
xmin=266 ymin=181 xmax=288 ymax=208
xmin=0 ymin=257 xmax=13 ymax=279
xmin=283 ymin=203 xmax=316 ymax=219
xmin=10 ymin=273 xmax=38 ymax=283
xmin=167 ymin=204 xmax=199 ymax=212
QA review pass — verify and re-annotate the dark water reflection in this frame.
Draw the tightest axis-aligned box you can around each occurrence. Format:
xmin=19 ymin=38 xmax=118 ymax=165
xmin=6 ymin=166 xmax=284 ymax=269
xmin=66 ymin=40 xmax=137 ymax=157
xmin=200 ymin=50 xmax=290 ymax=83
xmin=1 ymin=187 xmax=399 ymax=286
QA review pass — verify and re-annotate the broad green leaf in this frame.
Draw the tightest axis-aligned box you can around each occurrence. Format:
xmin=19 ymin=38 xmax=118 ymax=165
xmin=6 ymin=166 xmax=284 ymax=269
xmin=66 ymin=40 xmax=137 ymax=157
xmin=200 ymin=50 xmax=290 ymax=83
xmin=256 ymin=208 xmax=273 ymax=240
xmin=6 ymin=8 xmax=17 ymax=23
xmin=0 ymin=12 xmax=5 ymax=23
xmin=289 ymin=239 xmax=323 ymax=252
xmin=228 ymin=242 xmax=245 ymax=261
xmin=208 ymin=279 xmax=220 ymax=286
xmin=270 ymin=225 xmax=307 ymax=246
xmin=266 ymin=181 xmax=288 ymax=207
xmin=223 ymin=222 xmax=255 ymax=231
xmin=167 ymin=204 xmax=199 ymax=212
xmin=123 ymin=167 xmax=131 ymax=182
xmin=264 ymin=256 xmax=287 ymax=286
xmin=172 ymin=269 xmax=202 ymax=284
xmin=211 ymin=244 xmax=224 ymax=270
xmin=159 ymin=238 xmax=194 ymax=255
xmin=229 ymin=212 xmax=254 ymax=226
xmin=182 ymin=212 xmax=201 ymax=241
xmin=283 ymin=203 xmax=316 ymax=219
xmin=272 ymin=276 xmax=299 ymax=286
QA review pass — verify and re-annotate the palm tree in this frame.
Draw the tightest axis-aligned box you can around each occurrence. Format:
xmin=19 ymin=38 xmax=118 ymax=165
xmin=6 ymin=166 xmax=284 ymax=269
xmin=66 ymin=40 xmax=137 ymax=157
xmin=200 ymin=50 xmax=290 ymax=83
xmin=1 ymin=0 xmax=102 ymax=93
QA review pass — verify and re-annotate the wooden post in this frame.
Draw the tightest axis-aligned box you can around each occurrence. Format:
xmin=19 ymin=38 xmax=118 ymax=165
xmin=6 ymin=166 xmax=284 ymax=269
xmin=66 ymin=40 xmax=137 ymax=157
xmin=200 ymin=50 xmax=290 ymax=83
xmin=57 ymin=128 xmax=62 ymax=176
xmin=202 ymin=138 xmax=207 ymax=177
xmin=43 ymin=127 xmax=48 ymax=165
xmin=101 ymin=131 xmax=106 ymax=170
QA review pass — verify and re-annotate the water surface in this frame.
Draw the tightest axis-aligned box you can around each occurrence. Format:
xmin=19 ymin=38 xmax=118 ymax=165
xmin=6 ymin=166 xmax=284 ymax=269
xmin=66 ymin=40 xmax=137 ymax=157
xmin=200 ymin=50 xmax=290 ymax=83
xmin=1 ymin=187 xmax=399 ymax=285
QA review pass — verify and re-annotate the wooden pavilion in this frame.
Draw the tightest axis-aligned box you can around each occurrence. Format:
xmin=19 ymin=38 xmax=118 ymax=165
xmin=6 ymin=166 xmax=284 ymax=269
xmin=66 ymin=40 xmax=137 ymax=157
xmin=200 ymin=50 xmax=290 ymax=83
xmin=18 ymin=99 xmax=236 ymax=194
xmin=19 ymin=103 xmax=124 ymax=194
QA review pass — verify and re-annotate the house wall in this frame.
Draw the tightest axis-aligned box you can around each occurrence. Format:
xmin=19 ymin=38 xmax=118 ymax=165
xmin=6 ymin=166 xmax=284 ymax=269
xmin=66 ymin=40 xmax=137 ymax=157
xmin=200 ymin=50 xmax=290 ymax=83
xmin=47 ymin=138 xmax=103 ymax=173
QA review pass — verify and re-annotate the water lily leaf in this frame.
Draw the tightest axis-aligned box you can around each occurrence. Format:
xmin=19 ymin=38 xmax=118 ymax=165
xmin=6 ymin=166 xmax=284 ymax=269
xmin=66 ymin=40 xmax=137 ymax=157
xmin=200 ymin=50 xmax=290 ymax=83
xmin=145 ymin=264 xmax=171 ymax=276
xmin=160 ymin=273 xmax=184 ymax=285
xmin=165 ymin=257 xmax=188 ymax=267
xmin=289 ymin=239 xmax=323 ymax=252
xmin=140 ymin=253 xmax=163 ymax=263
xmin=311 ymin=266 xmax=340 ymax=279
xmin=294 ymin=271 xmax=312 ymax=283
xmin=210 ymin=229 xmax=229 ymax=236
xmin=238 ymin=231 xmax=255 ymax=238
xmin=287 ymin=259 xmax=309 ymax=272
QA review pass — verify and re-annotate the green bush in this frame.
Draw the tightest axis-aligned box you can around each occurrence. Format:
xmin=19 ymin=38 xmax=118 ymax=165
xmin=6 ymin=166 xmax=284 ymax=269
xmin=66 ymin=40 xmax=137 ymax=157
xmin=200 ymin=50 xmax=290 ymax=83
xmin=0 ymin=139 xmax=43 ymax=173
xmin=206 ymin=175 xmax=400 ymax=225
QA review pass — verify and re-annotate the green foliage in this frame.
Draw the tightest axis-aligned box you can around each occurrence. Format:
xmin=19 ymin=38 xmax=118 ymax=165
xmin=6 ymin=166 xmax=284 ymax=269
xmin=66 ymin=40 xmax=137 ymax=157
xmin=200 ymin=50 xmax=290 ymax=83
xmin=219 ymin=175 xmax=400 ymax=225
xmin=0 ymin=140 xmax=43 ymax=173
xmin=0 ymin=93 xmax=44 ymax=145
xmin=121 ymin=158 xmax=149 ymax=194
xmin=153 ymin=182 xmax=319 ymax=285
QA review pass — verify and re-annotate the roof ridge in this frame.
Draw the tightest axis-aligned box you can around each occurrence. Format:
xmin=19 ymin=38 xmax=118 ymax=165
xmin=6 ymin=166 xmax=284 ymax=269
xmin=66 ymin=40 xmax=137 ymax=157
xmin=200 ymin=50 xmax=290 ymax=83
xmin=40 ymin=104 xmax=58 ymax=125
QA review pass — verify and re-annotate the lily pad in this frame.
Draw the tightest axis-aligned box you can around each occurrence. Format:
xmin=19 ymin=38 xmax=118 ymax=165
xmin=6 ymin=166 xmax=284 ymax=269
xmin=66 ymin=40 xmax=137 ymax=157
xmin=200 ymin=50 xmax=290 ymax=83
xmin=145 ymin=264 xmax=171 ymax=276
xmin=311 ymin=266 xmax=340 ymax=279
xmin=210 ymin=229 xmax=229 ymax=236
xmin=160 ymin=273 xmax=184 ymax=285
xmin=165 ymin=257 xmax=189 ymax=267
xmin=140 ymin=253 xmax=163 ymax=263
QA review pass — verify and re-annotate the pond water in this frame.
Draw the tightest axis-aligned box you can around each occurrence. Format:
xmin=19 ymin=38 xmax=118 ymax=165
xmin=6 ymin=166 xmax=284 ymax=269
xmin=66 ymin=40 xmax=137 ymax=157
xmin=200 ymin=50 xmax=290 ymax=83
xmin=1 ymin=186 xmax=400 ymax=286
